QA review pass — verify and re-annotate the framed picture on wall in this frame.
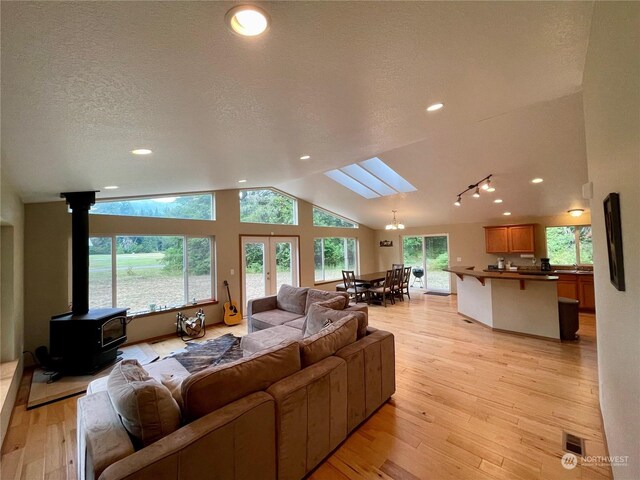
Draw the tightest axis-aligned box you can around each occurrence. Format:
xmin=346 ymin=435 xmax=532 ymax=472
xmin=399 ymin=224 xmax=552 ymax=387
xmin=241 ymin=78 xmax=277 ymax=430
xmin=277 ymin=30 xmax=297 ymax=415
xmin=603 ymin=192 xmax=625 ymax=291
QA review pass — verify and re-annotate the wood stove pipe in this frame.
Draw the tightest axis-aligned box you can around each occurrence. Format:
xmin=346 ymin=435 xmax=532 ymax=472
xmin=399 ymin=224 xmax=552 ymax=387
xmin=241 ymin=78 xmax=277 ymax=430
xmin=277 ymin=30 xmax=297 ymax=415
xmin=60 ymin=191 xmax=97 ymax=315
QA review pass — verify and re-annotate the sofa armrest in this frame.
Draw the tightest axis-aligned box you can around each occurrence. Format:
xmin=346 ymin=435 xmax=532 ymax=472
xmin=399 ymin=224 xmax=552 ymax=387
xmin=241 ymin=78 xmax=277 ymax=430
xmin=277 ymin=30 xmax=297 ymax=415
xmin=266 ymin=356 xmax=348 ymax=480
xmin=334 ymin=330 xmax=395 ymax=432
xmin=78 ymin=391 xmax=135 ymax=480
xmin=99 ymin=392 xmax=276 ymax=480
xmin=247 ymin=295 xmax=278 ymax=333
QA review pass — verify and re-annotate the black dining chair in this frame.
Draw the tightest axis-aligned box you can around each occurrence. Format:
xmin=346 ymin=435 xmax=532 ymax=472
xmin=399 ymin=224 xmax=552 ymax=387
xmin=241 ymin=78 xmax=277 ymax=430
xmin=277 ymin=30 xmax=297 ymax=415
xmin=342 ymin=270 xmax=367 ymax=304
xmin=368 ymin=270 xmax=395 ymax=307
xmin=391 ymin=267 xmax=404 ymax=302
xmin=401 ymin=266 xmax=412 ymax=299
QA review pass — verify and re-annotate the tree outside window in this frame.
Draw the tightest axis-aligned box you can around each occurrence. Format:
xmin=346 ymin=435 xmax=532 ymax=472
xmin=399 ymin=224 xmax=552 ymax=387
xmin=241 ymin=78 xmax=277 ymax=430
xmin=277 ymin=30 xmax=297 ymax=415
xmin=545 ymin=226 xmax=592 ymax=265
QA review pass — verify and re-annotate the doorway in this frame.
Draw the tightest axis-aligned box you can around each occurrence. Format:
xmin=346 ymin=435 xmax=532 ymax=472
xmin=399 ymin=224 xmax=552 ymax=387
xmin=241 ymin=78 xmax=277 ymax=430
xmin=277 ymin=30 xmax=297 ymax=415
xmin=402 ymin=234 xmax=451 ymax=293
xmin=241 ymin=236 xmax=300 ymax=312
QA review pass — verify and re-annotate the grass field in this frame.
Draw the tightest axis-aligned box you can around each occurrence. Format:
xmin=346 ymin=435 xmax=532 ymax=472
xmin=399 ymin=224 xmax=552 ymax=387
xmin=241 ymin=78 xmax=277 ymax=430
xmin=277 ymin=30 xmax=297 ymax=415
xmin=89 ymin=253 xmax=211 ymax=313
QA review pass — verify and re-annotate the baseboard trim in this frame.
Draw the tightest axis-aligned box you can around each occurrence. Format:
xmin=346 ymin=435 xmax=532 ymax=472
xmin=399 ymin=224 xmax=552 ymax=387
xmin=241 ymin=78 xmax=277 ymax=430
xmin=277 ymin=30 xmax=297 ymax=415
xmin=458 ymin=312 xmax=560 ymax=342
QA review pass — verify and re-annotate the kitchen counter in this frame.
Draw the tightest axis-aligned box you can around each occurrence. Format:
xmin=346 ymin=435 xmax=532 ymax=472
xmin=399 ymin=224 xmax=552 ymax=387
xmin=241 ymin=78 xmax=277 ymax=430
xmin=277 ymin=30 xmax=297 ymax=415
xmin=482 ymin=268 xmax=593 ymax=276
xmin=445 ymin=266 xmax=560 ymax=340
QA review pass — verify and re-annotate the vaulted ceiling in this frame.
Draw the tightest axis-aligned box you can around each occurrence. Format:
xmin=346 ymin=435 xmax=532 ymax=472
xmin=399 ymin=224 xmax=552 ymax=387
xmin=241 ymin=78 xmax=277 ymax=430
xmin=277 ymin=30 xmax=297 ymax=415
xmin=1 ymin=1 xmax=594 ymax=228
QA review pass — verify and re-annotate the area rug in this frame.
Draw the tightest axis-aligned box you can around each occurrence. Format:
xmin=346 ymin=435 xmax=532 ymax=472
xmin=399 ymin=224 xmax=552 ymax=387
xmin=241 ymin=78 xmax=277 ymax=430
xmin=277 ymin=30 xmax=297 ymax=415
xmin=425 ymin=291 xmax=451 ymax=296
xmin=27 ymin=343 xmax=159 ymax=409
xmin=165 ymin=333 xmax=243 ymax=373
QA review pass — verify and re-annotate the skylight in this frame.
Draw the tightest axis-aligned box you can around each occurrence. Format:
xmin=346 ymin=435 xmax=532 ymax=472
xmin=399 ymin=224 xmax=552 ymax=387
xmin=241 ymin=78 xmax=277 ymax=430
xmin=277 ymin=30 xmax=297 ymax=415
xmin=324 ymin=157 xmax=417 ymax=199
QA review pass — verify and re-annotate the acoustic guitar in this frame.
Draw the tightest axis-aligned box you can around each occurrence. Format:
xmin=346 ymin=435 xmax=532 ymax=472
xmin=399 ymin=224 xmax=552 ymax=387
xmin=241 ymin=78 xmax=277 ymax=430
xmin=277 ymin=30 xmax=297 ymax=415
xmin=223 ymin=280 xmax=242 ymax=325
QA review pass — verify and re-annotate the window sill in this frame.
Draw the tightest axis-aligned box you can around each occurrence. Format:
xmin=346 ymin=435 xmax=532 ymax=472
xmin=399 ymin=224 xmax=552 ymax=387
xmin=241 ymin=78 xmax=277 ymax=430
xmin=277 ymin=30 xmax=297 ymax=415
xmin=314 ymin=279 xmax=343 ymax=286
xmin=127 ymin=300 xmax=218 ymax=319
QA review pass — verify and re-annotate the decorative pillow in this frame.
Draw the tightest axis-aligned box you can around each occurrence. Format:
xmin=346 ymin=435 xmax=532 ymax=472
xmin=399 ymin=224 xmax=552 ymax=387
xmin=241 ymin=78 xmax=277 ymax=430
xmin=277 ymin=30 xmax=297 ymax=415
xmin=299 ymin=315 xmax=358 ymax=367
xmin=276 ymin=284 xmax=309 ymax=315
xmin=303 ymin=300 xmax=360 ymax=338
xmin=304 ymin=289 xmax=348 ymax=313
xmin=107 ymin=360 xmax=181 ymax=448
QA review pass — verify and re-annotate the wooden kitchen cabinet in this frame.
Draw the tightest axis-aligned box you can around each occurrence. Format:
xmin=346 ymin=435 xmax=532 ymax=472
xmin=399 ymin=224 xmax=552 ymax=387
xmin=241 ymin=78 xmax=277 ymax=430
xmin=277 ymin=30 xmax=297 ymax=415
xmin=484 ymin=224 xmax=535 ymax=253
xmin=557 ymin=274 xmax=579 ymax=300
xmin=556 ymin=273 xmax=595 ymax=311
xmin=578 ymin=275 xmax=595 ymax=310
xmin=509 ymin=225 xmax=535 ymax=252
xmin=485 ymin=227 xmax=509 ymax=253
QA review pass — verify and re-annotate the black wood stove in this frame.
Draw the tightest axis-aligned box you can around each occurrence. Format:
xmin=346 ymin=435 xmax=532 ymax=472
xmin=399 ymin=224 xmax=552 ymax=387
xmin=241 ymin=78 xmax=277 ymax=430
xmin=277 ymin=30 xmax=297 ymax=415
xmin=49 ymin=191 xmax=128 ymax=374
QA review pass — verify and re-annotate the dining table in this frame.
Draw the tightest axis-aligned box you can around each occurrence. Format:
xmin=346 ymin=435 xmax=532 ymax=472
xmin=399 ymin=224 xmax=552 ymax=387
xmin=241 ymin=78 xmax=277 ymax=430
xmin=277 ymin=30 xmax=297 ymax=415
xmin=353 ymin=271 xmax=388 ymax=287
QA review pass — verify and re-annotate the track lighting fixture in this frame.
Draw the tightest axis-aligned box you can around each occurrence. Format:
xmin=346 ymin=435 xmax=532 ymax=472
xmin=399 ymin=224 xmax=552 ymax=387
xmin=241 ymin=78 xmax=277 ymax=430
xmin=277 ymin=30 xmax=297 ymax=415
xmin=454 ymin=174 xmax=494 ymax=206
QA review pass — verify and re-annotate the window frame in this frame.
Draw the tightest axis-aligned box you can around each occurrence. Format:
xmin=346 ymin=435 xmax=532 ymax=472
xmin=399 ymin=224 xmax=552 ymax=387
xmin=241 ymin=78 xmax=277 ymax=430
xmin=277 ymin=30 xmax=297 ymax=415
xmin=545 ymin=225 xmax=593 ymax=266
xmin=89 ymin=192 xmax=216 ymax=221
xmin=312 ymin=206 xmax=359 ymax=229
xmin=313 ymin=236 xmax=359 ymax=284
xmin=239 ymin=188 xmax=298 ymax=225
xmin=89 ymin=234 xmax=216 ymax=315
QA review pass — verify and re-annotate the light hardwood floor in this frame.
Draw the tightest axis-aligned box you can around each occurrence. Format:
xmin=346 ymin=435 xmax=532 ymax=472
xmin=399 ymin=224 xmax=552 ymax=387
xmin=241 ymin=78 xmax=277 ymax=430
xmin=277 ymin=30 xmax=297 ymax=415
xmin=1 ymin=292 xmax=610 ymax=480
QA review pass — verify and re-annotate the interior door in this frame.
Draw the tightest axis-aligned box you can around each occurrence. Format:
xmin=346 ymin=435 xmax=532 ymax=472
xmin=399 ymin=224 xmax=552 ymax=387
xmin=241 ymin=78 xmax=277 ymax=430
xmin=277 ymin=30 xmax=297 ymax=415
xmin=241 ymin=236 xmax=299 ymax=313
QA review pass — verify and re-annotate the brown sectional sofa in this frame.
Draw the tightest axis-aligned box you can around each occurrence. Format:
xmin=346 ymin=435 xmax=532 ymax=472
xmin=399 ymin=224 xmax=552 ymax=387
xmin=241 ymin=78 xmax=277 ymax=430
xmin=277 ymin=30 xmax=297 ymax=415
xmin=77 ymin=288 xmax=395 ymax=480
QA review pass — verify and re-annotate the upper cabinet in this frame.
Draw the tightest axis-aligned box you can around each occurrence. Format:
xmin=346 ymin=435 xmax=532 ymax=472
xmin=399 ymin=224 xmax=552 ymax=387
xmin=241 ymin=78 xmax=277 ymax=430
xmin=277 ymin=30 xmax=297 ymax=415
xmin=484 ymin=224 xmax=536 ymax=253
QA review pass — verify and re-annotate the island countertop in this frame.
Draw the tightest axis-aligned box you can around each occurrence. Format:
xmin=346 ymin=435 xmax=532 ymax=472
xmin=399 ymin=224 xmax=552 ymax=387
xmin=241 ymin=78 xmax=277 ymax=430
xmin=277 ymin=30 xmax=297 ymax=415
xmin=446 ymin=266 xmax=561 ymax=340
xmin=445 ymin=266 xmax=559 ymax=282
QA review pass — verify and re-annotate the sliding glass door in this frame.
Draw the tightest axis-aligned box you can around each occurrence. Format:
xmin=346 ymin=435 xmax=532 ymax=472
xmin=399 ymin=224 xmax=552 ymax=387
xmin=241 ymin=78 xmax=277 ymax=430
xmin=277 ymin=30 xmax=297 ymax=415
xmin=402 ymin=234 xmax=451 ymax=293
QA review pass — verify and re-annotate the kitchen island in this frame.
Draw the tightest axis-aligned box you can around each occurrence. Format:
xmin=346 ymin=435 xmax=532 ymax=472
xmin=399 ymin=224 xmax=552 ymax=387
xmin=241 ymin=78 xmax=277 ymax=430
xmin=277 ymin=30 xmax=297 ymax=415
xmin=444 ymin=266 xmax=561 ymax=340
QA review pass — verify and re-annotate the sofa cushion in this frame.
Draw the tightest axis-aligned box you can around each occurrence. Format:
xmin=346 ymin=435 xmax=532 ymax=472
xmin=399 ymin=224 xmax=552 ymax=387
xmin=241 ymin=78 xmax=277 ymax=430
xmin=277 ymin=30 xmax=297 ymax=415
xmin=276 ymin=284 xmax=308 ymax=315
xmin=284 ymin=317 xmax=305 ymax=330
xmin=251 ymin=309 xmax=304 ymax=331
xmin=106 ymin=360 xmax=181 ymax=448
xmin=299 ymin=316 xmax=358 ymax=368
xmin=303 ymin=302 xmax=366 ymax=338
xmin=303 ymin=297 xmax=348 ymax=337
xmin=304 ymin=289 xmax=349 ymax=313
xmin=241 ymin=325 xmax=303 ymax=356
xmin=181 ymin=340 xmax=302 ymax=422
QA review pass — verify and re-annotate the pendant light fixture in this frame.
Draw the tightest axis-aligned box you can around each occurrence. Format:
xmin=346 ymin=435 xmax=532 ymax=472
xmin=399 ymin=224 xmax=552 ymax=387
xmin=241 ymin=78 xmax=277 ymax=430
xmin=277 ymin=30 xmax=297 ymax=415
xmin=385 ymin=210 xmax=405 ymax=230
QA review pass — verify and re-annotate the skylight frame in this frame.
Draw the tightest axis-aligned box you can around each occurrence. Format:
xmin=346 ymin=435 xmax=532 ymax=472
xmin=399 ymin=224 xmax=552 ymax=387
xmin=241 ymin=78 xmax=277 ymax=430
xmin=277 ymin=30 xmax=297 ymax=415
xmin=324 ymin=157 xmax=417 ymax=199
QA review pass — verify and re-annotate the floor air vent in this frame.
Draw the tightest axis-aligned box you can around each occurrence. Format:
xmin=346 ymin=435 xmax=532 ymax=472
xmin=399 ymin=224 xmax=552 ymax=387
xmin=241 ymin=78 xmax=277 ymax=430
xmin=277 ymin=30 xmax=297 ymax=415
xmin=563 ymin=432 xmax=585 ymax=456
xmin=462 ymin=319 xmax=473 ymax=324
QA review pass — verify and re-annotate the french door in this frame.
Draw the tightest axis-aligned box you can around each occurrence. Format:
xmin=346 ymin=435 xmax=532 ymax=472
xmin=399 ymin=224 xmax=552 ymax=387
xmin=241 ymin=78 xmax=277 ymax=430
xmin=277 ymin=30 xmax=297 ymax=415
xmin=402 ymin=234 xmax=451 ymax=293
xmin=241 ymin=236 xmax=299 ymax=313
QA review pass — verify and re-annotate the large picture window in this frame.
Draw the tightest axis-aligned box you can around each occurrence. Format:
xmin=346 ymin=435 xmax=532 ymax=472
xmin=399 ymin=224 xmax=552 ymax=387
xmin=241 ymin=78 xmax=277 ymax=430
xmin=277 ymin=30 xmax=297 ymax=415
xmin=314 ymin=237 xmax=357 ymax=282
xmin=545 ymin=226 xmax=593 ymax=266
xmin=239 ymin=189 xmax=297 ymax=225
xmin=89 ymin=235 xmax=214 ymax=315
xmin=312 ymin=207 xmax=358 ymax=228
xmin=90 ymin=193 xmax=214 ymax=221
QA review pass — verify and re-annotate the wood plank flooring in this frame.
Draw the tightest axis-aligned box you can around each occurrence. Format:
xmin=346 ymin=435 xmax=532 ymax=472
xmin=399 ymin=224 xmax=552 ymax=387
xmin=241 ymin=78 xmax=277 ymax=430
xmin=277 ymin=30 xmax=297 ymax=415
xmin=1 ymin=292 xmax=610 ymax=479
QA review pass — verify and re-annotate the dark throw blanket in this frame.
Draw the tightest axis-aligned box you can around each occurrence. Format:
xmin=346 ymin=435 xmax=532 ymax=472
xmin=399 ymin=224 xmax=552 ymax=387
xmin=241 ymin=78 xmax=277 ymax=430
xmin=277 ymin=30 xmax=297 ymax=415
xmin=167 ymin=333 xmax=243 ymax=373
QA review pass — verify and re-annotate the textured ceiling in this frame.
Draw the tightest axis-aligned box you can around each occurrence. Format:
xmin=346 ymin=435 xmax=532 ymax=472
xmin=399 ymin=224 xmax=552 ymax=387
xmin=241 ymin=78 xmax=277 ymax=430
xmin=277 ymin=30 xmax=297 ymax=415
xmin=1 ymin=1 xmax=593 ymax=228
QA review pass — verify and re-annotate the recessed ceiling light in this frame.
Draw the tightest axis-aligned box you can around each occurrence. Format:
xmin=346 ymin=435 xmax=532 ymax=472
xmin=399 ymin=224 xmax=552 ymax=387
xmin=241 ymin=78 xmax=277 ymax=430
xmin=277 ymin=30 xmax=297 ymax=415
xmin=238 ymin=179 xmax=247 ymax=183
xmin=131 ymin=148 xmax=152 ymax=155
xmin=568 ymin=208 xmax=585 ymax=217
xmin=503 ymin=211 xmax=512 ymax=216
xmin=486 ymin=187 xmax=496 ymax=192
xmin=494 ymin=199 xmax=503 ymax=204
xmin=300 ymin=155 xmax=311 ymax=160
xmin=103 ymin=185 xmax=119 ymax=190
xmin=426 ymin=103 xmax=444 ymax=112
xmin=226 ymin=5 xmax=270 ymax=37
xmin=531 ymin=178 xmax=544 ymax=184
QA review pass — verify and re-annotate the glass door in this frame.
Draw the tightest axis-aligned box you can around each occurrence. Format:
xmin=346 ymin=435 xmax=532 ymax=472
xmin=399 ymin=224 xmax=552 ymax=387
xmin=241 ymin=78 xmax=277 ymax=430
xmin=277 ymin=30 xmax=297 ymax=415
xmin=402 ymin=234 xmax=450 ymax=293
xmin=425 ymin=235 xmax=450 ymax=293
xmin=241 ymin=236 xmax=299 ymax=312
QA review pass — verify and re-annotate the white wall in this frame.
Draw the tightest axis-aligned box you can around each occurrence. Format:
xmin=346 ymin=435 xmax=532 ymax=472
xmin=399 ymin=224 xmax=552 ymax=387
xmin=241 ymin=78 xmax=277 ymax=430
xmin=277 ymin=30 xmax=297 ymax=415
xmin=0 ymin=167 xmax=25 ymax=447
xmin=582 ymin=3 xmax=640 ymax=478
